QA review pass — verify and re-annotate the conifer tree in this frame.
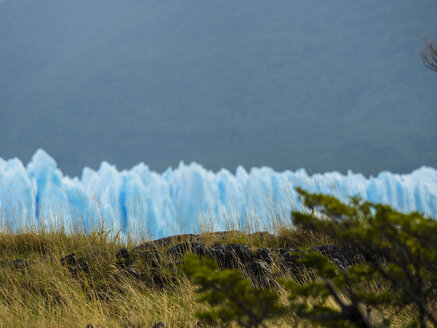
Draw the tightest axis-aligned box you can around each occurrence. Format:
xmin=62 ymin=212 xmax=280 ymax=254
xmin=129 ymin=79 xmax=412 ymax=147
xmin=182 ymin=253 xmax=286 ymax=328
xmin=287 ymin=188 xmax=437 ymax=327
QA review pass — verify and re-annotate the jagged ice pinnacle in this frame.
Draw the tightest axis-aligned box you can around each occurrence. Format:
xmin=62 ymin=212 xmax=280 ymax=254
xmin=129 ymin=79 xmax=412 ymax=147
xmin=0 ymin=149 xmax=436 ymax=239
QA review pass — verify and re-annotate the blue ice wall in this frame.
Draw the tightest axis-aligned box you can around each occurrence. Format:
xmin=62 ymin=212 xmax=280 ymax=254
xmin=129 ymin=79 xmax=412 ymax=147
xmin=1 ymin=149 xmax=436 ymax=238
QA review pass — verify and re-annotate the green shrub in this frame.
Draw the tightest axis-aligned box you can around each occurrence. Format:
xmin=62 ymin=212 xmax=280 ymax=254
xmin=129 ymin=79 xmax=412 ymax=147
xmin=286 ymin=188 xmax=437 ymax=328
xmin=182 ymin=253 xmax=287 ymax=328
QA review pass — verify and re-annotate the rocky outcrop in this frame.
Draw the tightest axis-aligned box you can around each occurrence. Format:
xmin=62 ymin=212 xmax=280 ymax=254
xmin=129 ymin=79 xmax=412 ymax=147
xmin=54 ymin=232 xmax=377 ymax=295
xmin=167 ymin=241 xmax=208 ymax=258
xmin=209 ymin=243 xmax=253 ymax=269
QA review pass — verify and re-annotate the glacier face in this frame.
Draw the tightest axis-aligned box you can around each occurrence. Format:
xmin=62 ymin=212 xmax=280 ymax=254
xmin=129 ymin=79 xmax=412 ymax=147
xmin=0 ymin=149 xmax=436 ymax=239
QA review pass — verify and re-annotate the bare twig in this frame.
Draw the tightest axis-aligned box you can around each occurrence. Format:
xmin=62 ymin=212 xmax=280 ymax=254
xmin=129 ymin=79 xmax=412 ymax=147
xmin=421 ymin=38 xmax=437 ymax=72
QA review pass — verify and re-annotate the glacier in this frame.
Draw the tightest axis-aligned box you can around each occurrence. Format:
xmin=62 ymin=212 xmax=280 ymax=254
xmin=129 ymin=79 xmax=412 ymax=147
xmin=0 ymin=149 xmax=436 ymax=240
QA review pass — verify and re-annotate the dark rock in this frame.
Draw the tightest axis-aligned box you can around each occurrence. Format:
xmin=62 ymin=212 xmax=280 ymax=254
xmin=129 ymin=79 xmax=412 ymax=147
xmin=60 ymin=253 xmax=89 ymax=275
xmin=96 ymin=289 xmax=110 ymax=301
xmin=152 ymin=322 xmax=169 ymax=328
xmin=167 ymin=262 xmax=177 ymax=272
xmin=117 ymin=245 xmax=162 ymax=269
xmin=152 ymin=266 xmax=180 ymax=289
xmin=280 ymin=248 xmax=302 ymax=264
xmin=13 ymin=258 xmax=30 ymax=271
xmin=246 ymin=260 xmax=270 ymax=276
xmin=78 ymin=256 xmax=90 ymax=272
xmin=138 ymin=250 xmax=162 ymax=267
xmin=133 ymin=242 xmax=158 ymax=252
xmin=255 ymin=248 xmax=274 ymax=264
xmin=167 ymin=241 xmax=208 ymax=258
xmin=116 ymin=248 xmax=132 ymax=268
xmin=311 ymin=244 xmax=359 ymax=269
xmin=279 ymin=248 xmax=304 ymax=275
xmin=226 ymin=243 xmax=253 ymax=263
xmin=122 ymin=264 xmax=178 ymax=289
xmin=246 ymin=260 xmax=276 ymax=288
xmin=210 ymin=243 xmax=252 ymax=268
xmin=148 ymin=269 xmax=168 ymax=288
xmin=127 ymin=267 xmax=142 ymax=280
xmin=210 ymin=245 xmax=226 ymax=264
xmin=60 ymin=253 xmax=76 ymax=266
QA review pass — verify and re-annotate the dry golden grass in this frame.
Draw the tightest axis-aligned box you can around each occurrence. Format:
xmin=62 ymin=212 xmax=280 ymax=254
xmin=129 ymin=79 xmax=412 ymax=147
xmin=0 ymin=229 xmax=200 ymax=327
xmin=0 ymin=222 xmax=424 ymax=327
xmin=0 ymin=222 xmax=327 ymax=327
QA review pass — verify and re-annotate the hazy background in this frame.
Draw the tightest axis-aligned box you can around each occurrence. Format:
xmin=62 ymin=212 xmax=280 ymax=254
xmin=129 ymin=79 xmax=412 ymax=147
xmin=1 ymin=0 xmax=436 ymax=177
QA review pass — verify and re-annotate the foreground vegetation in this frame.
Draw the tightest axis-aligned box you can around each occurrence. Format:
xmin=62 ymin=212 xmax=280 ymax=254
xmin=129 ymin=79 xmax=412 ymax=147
xmin=0 ymin=190 xmax=436 ymax=327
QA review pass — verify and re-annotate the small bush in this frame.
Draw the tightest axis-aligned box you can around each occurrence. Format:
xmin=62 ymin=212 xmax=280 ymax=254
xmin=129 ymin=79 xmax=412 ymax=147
xmin=285 ymin=188 xmax=437 ymax=328
xmin=182 ymin=253 xmax=287 ymax=328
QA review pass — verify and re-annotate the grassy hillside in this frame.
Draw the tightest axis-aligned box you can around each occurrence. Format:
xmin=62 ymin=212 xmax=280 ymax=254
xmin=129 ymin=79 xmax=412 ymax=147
xmin=0 ymin=0 xmax=437 ymax=176
xmin=0 ymin=227 xmax=426 ymax=327
xmin=0 ymin=226 xmax=317 ymax=327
